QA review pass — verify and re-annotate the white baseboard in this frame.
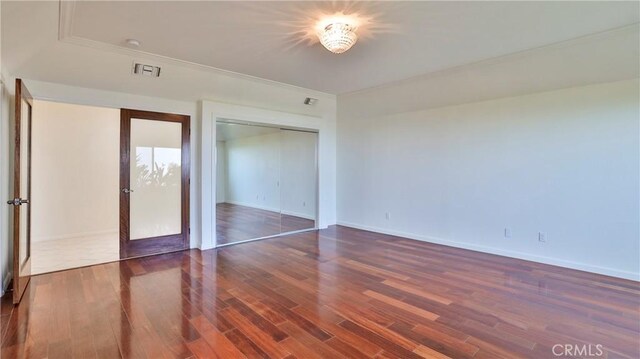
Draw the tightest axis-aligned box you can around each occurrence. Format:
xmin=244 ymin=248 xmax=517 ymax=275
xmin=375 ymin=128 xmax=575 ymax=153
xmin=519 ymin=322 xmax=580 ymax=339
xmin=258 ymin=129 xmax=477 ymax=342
xmin=32 ymin=229 xmax=118 ymax=243
xmin=2 ymin=270 xmax=12 ymax=297
xmin=337 ymin=221 xmax=639 ymax=281
xmin=199 ymin=243 xmax=215 ymax=251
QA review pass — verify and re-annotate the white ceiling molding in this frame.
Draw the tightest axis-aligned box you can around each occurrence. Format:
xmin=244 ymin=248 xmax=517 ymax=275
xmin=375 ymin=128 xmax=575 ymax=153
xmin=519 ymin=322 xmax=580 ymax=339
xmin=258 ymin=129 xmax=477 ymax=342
xmin=57 ymin=0 xmax=75 ymax=40
xmin=57 ymin=1 xmax=333 ymax=98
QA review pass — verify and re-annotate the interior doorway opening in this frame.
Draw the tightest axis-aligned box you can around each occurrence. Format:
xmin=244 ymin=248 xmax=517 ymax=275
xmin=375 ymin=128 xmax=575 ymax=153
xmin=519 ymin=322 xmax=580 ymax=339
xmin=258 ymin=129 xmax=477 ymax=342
xmin=30 ymin=100 xmax=120 ymax=274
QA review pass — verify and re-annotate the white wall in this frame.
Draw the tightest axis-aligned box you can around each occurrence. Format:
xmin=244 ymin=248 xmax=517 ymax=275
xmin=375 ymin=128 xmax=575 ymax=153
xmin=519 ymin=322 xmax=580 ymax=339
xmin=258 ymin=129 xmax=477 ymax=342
xmin=280 ymin=130 xmax=317 ymax=219
xmin=215 ymin=141 xmax=226 ymax=204
xmin=221 ymin=130 xmax=317 ymax=219
xmin=31 ymin=100 xmax=119 ymax=242
xmin=338 ymin=79 xmax=640 ymax=280
xmin=224 ymin=132 xmax=282 ymax=212
xmin=0 ymin=78 xmax=12 ymax=295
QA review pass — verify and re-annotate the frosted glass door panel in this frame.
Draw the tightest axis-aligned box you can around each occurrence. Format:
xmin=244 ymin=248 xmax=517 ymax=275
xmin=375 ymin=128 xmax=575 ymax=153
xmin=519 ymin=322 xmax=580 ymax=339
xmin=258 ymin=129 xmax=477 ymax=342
xmin=130 ymin=119 xmax=182 ymax=240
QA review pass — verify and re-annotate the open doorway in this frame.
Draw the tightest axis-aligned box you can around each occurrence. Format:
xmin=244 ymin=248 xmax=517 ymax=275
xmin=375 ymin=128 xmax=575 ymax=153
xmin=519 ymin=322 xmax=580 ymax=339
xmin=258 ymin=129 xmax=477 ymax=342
xmin=215 ymin=121 xmax=318 ymax=245
xmin=30 ymin=100 xmax=120 ymax=274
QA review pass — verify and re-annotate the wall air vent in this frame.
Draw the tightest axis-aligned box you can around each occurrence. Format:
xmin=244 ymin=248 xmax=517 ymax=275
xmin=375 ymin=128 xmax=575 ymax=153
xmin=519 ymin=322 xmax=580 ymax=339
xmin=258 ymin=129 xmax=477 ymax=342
xmin=132 ymin=62 xmax=161 ymax=77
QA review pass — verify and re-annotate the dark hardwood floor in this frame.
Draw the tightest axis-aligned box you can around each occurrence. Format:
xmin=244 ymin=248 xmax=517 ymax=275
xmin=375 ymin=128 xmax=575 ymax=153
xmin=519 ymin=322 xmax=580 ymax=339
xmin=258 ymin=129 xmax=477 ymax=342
xmin=217 ymin=203 xmax=315 ymax=245
xmin=2 ymin=226 xmax=639 ymax=358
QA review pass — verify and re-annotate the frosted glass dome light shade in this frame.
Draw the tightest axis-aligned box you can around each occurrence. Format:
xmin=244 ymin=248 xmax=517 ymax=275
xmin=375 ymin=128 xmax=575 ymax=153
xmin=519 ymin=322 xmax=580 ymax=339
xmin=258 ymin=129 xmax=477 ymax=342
xmin=317 ymin=23 xmax=358 ymax=54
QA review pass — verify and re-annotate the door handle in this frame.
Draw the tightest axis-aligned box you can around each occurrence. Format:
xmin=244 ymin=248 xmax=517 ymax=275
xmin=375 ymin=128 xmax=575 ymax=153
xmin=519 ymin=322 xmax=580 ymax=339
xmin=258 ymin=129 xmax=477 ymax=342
xmin=6 ymin=198 xmax=29 ymax=206
xmin=121 ymin=188 xmax=134 ymax=194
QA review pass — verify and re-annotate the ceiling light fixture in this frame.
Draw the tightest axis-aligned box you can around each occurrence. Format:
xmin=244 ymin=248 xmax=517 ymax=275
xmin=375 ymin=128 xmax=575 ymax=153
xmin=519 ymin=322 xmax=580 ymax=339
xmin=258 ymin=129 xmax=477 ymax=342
xmin=317 ymin=22 xmax=358 ymax=54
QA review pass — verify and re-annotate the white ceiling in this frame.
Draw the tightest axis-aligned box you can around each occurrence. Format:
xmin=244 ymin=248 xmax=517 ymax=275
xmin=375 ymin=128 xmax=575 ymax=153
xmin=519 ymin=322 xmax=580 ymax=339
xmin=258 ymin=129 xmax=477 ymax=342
xmin=65 ymin=1 xmax=638 ymax=94
xmin=340 ymin=25 xmax=640 ymax=118
xmin=1 ymin=1 xmax=638 ymax=103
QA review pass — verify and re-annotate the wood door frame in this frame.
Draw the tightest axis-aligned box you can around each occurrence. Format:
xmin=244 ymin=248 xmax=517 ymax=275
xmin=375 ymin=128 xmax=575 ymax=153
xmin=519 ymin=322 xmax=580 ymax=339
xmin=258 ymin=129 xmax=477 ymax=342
xmin=119 ymin=109 xmax=190 ymax=259
xmin=12 ymin=79 xmax=33 ymax=304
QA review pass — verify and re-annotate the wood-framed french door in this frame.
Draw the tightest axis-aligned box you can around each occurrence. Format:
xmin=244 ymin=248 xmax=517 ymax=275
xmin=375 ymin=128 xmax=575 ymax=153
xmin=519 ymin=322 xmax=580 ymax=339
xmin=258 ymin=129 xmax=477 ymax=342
xmin=8 ymin=79 xmax=33 ymax=304
xmin=119 ymin=109 xmax=190 ymax=259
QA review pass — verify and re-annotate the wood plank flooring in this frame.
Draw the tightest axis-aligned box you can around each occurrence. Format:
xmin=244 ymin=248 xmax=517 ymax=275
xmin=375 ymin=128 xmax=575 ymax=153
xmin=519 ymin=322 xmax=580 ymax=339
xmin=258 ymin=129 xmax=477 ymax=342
xmin=2 ymin=225 xmax=639 ymax=358
xmin=216 ymin=203 xmax=315 ymax=245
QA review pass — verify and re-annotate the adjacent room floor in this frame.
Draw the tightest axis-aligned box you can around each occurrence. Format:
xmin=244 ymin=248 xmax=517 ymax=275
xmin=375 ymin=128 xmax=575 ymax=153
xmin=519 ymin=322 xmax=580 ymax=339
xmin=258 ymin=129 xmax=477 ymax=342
xmin=2 ymin=226 xmax=638 ymax=358
xmin=216 ymin=202 xmax=315 ymax=245
xmin=31 ymin=233 xmax=119 ymax=275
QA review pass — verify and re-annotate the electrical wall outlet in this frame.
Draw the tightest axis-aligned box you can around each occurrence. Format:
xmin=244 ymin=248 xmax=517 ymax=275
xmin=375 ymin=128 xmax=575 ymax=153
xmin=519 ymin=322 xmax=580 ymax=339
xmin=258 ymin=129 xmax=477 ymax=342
xmin=538 ymin=232 xmax=547 ymax=243
xmin=504 ymin=228 xmax=512 ymax=238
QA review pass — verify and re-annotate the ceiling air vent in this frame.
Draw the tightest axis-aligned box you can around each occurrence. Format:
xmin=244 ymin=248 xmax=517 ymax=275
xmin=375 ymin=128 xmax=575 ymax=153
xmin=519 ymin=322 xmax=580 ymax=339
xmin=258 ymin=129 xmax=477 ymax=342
xmin=132 ymin=62 xmax=161 ymax=77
